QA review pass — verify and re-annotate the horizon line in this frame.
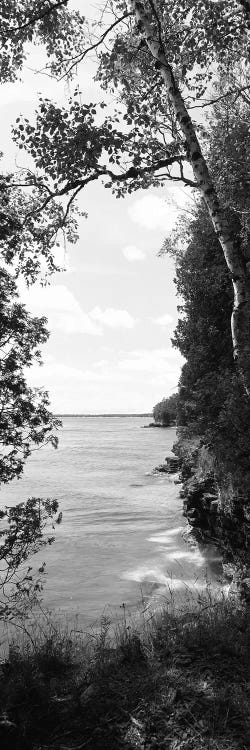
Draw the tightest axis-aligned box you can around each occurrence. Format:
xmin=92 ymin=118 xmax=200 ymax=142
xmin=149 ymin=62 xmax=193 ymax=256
xmin=55 ymin=413 xmax=153 ymax=417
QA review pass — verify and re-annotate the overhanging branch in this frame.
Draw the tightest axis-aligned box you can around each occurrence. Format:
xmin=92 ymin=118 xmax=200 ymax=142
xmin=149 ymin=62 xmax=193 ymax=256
xmin=5 ymin=154 xmax=194 ymax=228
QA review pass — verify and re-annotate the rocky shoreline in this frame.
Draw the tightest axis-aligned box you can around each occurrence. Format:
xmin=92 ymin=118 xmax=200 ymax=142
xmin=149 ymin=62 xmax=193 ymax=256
xmin=154 ymin=450 xmax=250 ymax=605
xmin=142 ymin=421 xmax=175 ymax=429
xmin=153 ymin=454 xmax=182 ymax=474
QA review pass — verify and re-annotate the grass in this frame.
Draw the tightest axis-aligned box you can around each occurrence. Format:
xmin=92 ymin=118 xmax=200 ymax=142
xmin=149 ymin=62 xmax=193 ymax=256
xmin=0 ymin=592 xmax=250 ymax=750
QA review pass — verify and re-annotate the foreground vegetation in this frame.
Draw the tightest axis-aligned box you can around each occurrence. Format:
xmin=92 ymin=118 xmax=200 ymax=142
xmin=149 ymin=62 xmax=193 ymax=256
xmin=1 ymin=593 xmax=250 ymax=750
xmin=0 ymin=6 xmax=250 ymax=748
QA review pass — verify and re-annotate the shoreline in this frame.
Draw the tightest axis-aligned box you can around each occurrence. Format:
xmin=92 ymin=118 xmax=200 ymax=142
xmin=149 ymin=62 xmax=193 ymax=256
xmin=160 ymin=441 xmax=250 ymax=605
xmin=1 ymin=431 xmax=250 ymax=748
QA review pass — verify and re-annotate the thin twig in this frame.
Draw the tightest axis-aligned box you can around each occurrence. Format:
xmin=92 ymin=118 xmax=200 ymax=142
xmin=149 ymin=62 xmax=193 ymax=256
xmin=188 ymin=84 xmax=250 ymax=110
xmin=61 ymin=11 xmax=132 ymax=79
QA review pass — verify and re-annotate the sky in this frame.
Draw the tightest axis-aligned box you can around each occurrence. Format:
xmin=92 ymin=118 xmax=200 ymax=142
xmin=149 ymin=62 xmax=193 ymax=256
xmin=2 ymin=0 xmax=191 ymax=414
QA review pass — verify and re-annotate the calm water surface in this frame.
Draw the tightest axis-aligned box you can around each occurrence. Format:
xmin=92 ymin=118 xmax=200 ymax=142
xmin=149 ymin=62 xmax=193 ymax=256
xmin=1 ymin=417 xmax=223 ymax=626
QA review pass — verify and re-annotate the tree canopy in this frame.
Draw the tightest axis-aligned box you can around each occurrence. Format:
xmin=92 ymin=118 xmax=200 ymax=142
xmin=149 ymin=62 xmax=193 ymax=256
xmin=9 ymin=0 xmax=250 ymax=390
xmin=164 ymin=93 xmax=250 ymax=524
xmin=153 ymin=393 xmax=178 ymax=426
xmin=1 ymin=0 xmax=86 ymax=83
xmin=0 ymin=268 xmax=60 ymax=484
xmin=0 ymin=0 xmax=250 ymax=612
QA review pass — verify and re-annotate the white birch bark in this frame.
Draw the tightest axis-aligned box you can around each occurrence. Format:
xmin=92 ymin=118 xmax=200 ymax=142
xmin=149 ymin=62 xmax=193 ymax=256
xmin=132 ymin=0 xmax=250 ymax=393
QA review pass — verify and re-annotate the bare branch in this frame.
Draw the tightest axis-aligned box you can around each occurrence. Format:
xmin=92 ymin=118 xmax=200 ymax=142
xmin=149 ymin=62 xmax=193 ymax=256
xmin=6 ymin=154 xmax=192 ymax=227
xmin=61 ymin=11 xmax=132 ymax=79
xmin=188 ymin=84 xmax=250 ymax=110
xmin=62 ymin=184 xmax=86 ymax=226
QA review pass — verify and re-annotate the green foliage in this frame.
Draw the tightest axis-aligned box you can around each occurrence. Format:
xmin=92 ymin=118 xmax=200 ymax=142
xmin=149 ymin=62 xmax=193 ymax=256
xmin=172 ymin=203 xmax=234 ymax=387
xmin=0 ymin=0 xmax=86 ymax=82
xmin=0 ymin=2 xmax=89 ymax=622
xmin=170 ymin=198 xmax=250 ymax=494
xmin=13 ymin=93 xmax=124 ymax=188
xmin=0 ymin=0 xmax=249 ymax=621
xmin=12 ymin=90 xmax=183 ymax=204
xmin=207 ymin=85 xmax=250 ymax=250
xmin=0 ymin=169 xmax=80 ymax=283
xmin=9 ymin=0 xmax=249 ymax=290
xmin=0 ymin=269 xmax=60 ymax=484
xmin=0 ymin=594 xmax=250 ymax=749
xmin=98 ymin=1 xmax=248 ymax=99
xmin=96 ymin=0 xmax=249 ymax=160
xmin=0 ymin=267 xmax=63 ymax=622
xmin=8 ymin=0 xmax=249 ymax=249
xmin=166 ymin=93 xmax=250 ymax=509
xmin=0 ymin=174 xmax=65 ymax=623
xmin=0 ymin=498 xmax=62 ymax=622
xmin=153 ymin=393 xmax=179 ymax=426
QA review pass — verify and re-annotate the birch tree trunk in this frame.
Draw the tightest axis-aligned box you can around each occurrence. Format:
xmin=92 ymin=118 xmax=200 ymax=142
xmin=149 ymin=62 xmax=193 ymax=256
xmin=132 ymin=0 xmax=250 ymax=394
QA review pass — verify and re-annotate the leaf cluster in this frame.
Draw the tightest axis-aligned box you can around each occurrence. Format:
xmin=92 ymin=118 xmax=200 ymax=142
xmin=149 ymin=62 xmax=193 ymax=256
xmin=0 ymin=269 xmax=61 ymax=484
xmin=0 ymin=0 xmax=86 ymax=83
xmin=97 ymin=0 xmax=248 ymax=118
xmin=0 ymin=172 xmax=80 ymax=283
xmin=12 ymin=90 xmax=186 ymax=206
xmin=207 ymin=83 xmax=250 ymax=250
xmin=0 ymin=497 xmax=62 ymax=622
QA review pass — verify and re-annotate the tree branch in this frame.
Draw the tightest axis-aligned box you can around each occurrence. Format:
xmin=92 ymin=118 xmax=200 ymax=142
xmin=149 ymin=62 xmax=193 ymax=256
xmin=7 ymin=0 xmax=68 ymax=35
xmin=105 ymin=154 xmax=186 ymax=182
xmin=188 ymin=85 xmax=250 ymax=110
xmin=61 ymin=11 xmax=132 ymax=79
xmin=7 ymin=155 xmax=192 ymax=226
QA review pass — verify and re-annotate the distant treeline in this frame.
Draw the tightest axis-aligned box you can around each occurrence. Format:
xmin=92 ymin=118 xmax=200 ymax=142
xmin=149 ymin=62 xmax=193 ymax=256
xmin=152 ymin=395 xmax=178 ymax=426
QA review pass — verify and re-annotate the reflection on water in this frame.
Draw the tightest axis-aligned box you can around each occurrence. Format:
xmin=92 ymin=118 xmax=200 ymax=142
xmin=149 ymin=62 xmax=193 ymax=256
xmin=0 ymin=417 xmax=223 ymax=626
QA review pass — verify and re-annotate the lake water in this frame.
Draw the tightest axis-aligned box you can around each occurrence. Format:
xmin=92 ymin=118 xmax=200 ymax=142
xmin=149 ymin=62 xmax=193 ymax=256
xmin=0 ymin=417 xmax=223 ymax=627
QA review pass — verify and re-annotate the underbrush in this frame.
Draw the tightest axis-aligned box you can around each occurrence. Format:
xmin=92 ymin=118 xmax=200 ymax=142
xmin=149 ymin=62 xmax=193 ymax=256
xmin=0 ymin=592 xmax=249 ymax=749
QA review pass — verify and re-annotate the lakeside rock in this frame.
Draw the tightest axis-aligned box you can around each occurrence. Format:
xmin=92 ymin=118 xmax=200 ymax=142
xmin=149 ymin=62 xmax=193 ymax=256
xmin=142 ymin=422 xmax=168 ymax=428
xmin=153 ymin=436 xmax=250 ymax=604
xmin=174 ymin=444 xmax=250 ymax=605
xmin=153 ymin=455 xmax=182 ymax=474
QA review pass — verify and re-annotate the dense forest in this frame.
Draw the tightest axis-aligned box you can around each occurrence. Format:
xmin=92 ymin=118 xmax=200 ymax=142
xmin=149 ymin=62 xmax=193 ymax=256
xmin=153 ymin=393 xmax=178 ymax=426
xmin=0 ymin=2 xmax=250 ymax=748
xmin=157 ymin=89 xmax=250 ymax=553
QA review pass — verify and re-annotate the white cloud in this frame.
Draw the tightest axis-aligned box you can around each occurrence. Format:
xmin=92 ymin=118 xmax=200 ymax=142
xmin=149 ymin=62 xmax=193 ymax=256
xmin=20 ymin=284 xmax=102 ymax=336
xmin=117 ymin=348 xmax=183 ymax=383
xmin=118 ymin=348 xmax=177 ymax=370
xmin=90 ymin=307 xmax=135 ymax=329
xmin=122 ymin=245 xmax=146 ymax=262
xmin=76 ymin=263 xmax=131 ymax=276
xmin=30 ymin=362 xmax=87 ymax=383
xmin=128 ymin=194 xmax=179 ymax=232
xmin=19 ymin=283 xmax=136 ymax=334
xmin=153 ymin=313 xmax=174 ymax=326
xmin=25 ymin=347 xmax=184 ymax=412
